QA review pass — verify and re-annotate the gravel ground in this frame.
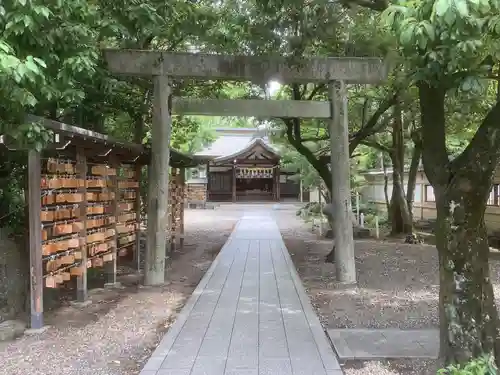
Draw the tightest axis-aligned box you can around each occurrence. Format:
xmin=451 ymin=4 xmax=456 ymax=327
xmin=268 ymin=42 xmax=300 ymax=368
xmin=3 ymin=203 xmax=498 ymax=375
xmin=0 ymin=209 xmax=236 ymax=375
xmin=277 ymin=211 xmax=500 ymax=375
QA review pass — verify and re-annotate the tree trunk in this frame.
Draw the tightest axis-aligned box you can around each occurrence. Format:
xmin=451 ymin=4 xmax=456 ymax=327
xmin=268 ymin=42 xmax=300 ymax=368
xmin=381 ymin=153 xmax=390 ymax=213
xmin=389 ymin=101 xmax=412 ymax=235
xmin=389 ymin=165 xmax=413 ymax=234
xmin=418 ymin=80 xmax=500 ymax=366
xmin=434 ymin=184 xmax=500 ymax=364
xmin=406 ymin=139 xmax=422 ymax=221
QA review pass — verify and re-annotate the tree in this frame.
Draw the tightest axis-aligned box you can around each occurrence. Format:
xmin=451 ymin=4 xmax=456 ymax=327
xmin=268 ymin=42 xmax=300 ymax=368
xmin=360 ymin=81 xmax=420 ymax=235
xmin=381 ymin=0 xmax=500 ymax=365
xmin=0 ymin=0 xmax=221 ymax=320
xmin=0 ymin=0 xmax=102 ymax=320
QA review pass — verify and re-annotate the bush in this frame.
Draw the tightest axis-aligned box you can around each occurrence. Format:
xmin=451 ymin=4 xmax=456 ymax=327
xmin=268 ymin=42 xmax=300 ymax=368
xmin=437 ymin=355 xmax=497 ymax=374
xmin=296 ymin=202 xmax=322 ymax=217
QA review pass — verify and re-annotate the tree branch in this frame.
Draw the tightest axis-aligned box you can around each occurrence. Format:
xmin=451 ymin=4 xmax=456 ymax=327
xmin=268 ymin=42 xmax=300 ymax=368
xmin=307 ymin=84 xmax=326 ymax=100
xmin=417 ymin=81 xmax=450 ymax=185
xmin=338 ymin=0 xmax=389 ymax=11
xmin=349 ymin=92 xmax=398 ymax=155
xmin=360 ymin=139 xmax=392 ymax=154
xmin=284 ymin=118 xmax=332 ymax=191
xmin=450 ymin=100 xmax=500 ymax=183
xmin=301 ymin=135 xmax=330 ymax=142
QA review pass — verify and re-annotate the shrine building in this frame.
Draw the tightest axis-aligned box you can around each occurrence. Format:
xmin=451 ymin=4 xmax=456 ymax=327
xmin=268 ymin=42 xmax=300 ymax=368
xmin=186 ymin=127 xmax=308 ymax=204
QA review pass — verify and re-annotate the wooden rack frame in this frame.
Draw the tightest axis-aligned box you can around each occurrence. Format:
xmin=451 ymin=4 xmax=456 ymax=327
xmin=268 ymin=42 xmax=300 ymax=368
xmin=1 ymin=116 xmax=196 ymax=330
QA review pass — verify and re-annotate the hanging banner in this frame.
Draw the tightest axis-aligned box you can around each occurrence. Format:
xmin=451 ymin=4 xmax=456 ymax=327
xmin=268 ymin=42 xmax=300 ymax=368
xmin=236 ymin=167 xmax=273 ymax=179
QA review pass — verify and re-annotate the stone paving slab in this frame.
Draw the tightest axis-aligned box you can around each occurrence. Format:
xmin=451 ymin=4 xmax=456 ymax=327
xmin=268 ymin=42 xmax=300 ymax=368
xmin=140 ymin=214 xmax=342 ymax=375
xmin=327 ymin=328 xmax=439 ymax=360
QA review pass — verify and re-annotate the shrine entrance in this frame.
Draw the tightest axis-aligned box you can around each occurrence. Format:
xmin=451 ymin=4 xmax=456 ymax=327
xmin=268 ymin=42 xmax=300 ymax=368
xmin=206 ymin=137 xmax=281 ymax=202
xmin=102 ymin=49 xmax=387 ymax=286
xmin=235 ymin=167 xmax=275 ymax=201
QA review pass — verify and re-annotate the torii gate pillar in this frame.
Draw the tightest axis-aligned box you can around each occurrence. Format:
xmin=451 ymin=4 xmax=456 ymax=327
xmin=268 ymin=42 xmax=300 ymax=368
xmin=330 ymin=81 xmax=356 ymax=284
xmin=144 ymin=76 xmax=171 ymax=285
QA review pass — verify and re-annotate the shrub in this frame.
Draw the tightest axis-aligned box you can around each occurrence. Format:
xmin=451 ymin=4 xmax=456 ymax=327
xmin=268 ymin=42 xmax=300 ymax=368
xmin=437 ymin=355 xmax=497 ymax=374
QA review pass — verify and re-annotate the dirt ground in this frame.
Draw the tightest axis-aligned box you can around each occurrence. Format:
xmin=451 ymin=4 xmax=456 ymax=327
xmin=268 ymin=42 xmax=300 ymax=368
xmin=0 ymin=209 xmax=236 ymax=375
xmin=278 ymin=212 xmax=500 ymax=375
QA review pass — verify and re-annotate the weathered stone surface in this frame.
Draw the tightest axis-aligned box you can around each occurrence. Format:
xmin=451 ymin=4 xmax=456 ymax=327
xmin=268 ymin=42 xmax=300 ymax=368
xmin=325 ymin=227 xmax=370 ymax=239
xmin=24 ymin=325 xmax=49 ymax=335
xmin=140 ymin=214 xmax=343 ymax=375
xmin=354 ymin=227 xmax=371 ymax=238
xmin=322 ymin=204 xmax=358 ymax=225
xmin=327 ymin=328 xmax=439 ymax=360
xmin=322 ymin=204 xmax=369 ymax=239
xmin=102 ymin=49 xmax=388 ymax=84
xmin=172 ymin=98 xmax=331 ymax=118
xmin=0 ymin=320 xmax=26 ymax=341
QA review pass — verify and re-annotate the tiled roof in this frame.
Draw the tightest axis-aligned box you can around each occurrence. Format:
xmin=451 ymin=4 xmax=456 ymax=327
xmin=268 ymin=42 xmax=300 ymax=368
xmin=195 ymin=128 xmax=279 ymax=158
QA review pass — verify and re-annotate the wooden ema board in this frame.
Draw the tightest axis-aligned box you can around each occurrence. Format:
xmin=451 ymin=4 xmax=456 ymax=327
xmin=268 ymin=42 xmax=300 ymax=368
xmin=117 ymin=166 xmax=139 ymax=257
xmin=40 ymin=157 xmax=138 ymax=288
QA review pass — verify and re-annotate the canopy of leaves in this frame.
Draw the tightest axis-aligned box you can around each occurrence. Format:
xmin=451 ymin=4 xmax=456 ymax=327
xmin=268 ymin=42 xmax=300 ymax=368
xmin=382 ymin=0 xmax=500 ymax=89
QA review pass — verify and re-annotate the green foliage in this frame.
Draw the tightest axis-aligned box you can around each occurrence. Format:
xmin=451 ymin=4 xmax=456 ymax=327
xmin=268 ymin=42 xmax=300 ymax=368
xmin=10 ymin=121 xmax=53 ymax=152
xmin=438 ymin=354 xmax=497 ymax=374
xmin=381 ymin=0 xmax=500 ymax=85
xmin=1 ymin=0 xmax=100 ymax=132
xmin=0 ymin=151 xmax=26 ymax=234
xmin=278 ymin=145 xmax=322 ymax=190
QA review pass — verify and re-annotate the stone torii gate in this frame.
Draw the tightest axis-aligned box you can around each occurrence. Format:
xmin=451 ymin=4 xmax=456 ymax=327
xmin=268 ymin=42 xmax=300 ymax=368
xmin=103 ymin=50 xmax=387 ymax=285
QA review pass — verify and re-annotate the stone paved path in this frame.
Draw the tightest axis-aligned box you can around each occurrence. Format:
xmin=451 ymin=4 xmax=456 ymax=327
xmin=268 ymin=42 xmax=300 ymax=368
xmin=328 ymin=328 xmax=439 ymax=360
xmin=140 ymin=213 xmax=343 ymax=375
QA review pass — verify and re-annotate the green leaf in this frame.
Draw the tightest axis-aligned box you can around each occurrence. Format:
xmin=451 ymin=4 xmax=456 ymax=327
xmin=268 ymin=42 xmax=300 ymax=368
xmin=433 ymin=0 xmax=450 ymax=16
xmin=420 ymin=21 xmax=435 ymax=41
xmin=454 ymin=0 xmax=469 ymax=16
xmin=25 ymin=57 xmax=41 ymax=75
xmin=33 ymin=57 xmax=46 ymax=68
xmin=399 ymin=24 xmax=415 ymax=45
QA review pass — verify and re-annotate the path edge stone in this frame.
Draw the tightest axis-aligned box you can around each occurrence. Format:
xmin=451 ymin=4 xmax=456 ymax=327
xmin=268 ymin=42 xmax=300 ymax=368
xmin=140 ymin=219 xmax=243 ymax=374
xmin=276 ymin=234 xmax=343 ymax=372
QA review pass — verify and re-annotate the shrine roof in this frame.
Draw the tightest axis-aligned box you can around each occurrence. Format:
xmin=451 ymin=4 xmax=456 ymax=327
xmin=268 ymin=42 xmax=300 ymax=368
xmin=195 ymin=127 xmax=280 ymax=160
xmin=3 ymin=115 xmax=203 ymax=168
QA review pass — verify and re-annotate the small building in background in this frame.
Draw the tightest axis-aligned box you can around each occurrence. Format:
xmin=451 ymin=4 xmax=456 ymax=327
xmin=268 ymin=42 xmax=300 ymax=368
xmin=359 ymin=167 xmax=500 ymax=233
xmin=186 ymin=128 xmax=309 ymax=204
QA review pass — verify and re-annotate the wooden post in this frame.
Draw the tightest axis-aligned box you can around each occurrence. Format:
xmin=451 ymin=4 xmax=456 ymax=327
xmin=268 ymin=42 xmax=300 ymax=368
xmin=179 ymin=168 xmax=186 ymax=248
xmin=134 ymin=164 xmax=142 ymax=271
xmin=329 ymin=80 xmax=356 ymax=284
xmin=276 ymin=166 xmax=281 ymax=202
xmin=76 ymin=148 xmax=88 ymax=302
xmin=356 ymin=191 xmax=360 ymax=224
xmin=170 ymin=168 xmax=177 ymax=252
xmin=145 ymin=75 xmax=171 ymax=285
xmin=318 ymin=184 xmax=323 ymax=238
xmin=273 ymin=166 xmax=278 ymax=202
xmin=299 ymin=176 xmax=303 ymax=203
xmin=232 ymin=163 xmax=237 ymax=202
xmin=105 ymin=158 xmax=118 ymax=286
xmin=420 ymin=183 xmax=425 ymax=220
xmin=206 ymin=161 xmax=211 ymax=202
xmin=28 ymin=149 xmax=43 ymax=329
